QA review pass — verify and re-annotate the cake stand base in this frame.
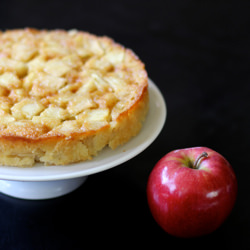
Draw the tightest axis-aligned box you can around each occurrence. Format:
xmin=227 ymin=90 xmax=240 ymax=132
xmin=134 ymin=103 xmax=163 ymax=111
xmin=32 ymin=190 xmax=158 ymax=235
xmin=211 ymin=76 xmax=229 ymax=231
xmin=0 ymin=176 xmax=87 ymax=200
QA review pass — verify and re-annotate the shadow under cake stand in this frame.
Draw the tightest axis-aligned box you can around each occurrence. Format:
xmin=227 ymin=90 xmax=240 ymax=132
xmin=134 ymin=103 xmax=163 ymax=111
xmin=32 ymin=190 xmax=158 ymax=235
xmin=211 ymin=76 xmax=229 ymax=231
xmin=0 ymin=79 xmax=167 ymax=200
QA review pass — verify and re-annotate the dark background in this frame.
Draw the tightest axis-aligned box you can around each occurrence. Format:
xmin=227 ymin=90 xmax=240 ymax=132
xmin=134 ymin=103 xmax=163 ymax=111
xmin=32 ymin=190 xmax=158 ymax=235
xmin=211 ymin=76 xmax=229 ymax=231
xmin=0 ymin=0 xmax=249 ymax=249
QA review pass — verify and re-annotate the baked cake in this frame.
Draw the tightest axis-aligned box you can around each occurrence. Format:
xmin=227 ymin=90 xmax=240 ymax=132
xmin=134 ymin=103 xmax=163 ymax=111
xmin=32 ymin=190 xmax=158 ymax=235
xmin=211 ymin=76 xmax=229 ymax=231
xmin=0 ymin=28 xmax=149 ymax=167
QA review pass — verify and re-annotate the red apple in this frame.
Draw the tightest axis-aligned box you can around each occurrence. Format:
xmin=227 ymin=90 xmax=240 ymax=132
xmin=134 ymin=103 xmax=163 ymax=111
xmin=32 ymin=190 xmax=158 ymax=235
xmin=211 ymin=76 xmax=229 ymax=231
xmin=147 ymin=147 xmax=237 ymax=238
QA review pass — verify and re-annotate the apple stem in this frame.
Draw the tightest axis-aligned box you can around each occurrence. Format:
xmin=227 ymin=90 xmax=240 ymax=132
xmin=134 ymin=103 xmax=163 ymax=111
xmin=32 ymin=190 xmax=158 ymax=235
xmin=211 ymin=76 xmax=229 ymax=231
xmin=193 ymin=152 xmax=208 ymax=169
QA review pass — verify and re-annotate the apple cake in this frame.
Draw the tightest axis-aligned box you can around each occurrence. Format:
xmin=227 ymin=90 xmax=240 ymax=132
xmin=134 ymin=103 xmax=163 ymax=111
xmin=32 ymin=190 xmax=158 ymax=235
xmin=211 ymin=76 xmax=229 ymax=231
xmin=0 ymin=28 xmax=149 ymax=167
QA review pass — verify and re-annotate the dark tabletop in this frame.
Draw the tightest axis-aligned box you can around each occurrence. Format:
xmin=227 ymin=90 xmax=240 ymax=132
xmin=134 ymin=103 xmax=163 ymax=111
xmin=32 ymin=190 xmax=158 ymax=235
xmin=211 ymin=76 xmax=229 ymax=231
xmin=0 ymin=0 xmax=249 ymax=249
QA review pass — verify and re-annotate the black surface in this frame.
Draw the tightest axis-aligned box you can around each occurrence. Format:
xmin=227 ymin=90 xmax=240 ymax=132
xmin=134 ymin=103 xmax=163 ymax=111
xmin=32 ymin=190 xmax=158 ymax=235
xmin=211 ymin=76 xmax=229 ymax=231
xmin=0 ymin=0 xmax=249 ymax=249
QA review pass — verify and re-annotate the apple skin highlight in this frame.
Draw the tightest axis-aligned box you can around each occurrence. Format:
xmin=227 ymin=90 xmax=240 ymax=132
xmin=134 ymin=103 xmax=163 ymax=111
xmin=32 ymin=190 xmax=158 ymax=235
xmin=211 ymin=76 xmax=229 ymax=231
xmin=147 ymin=147 xmax=237 ymax=238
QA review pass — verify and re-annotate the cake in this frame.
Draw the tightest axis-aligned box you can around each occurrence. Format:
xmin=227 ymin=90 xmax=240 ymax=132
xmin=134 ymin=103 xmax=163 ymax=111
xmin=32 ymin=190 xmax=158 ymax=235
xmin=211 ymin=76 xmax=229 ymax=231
xmin=0 ymin=28 xmax=149 ymax=167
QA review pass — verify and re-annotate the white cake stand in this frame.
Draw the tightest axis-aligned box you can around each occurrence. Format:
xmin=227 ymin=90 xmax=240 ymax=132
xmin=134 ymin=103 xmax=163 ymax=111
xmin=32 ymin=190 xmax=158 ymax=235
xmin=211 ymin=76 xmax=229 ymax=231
xmin=0 ymin=79 xmax=167 ymax=200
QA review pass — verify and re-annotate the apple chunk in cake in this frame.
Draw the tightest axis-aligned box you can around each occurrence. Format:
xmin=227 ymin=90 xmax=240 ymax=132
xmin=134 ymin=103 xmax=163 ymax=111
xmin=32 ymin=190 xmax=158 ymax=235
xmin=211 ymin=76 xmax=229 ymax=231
xmin=0 ymin=28 xmax=149 ymax=167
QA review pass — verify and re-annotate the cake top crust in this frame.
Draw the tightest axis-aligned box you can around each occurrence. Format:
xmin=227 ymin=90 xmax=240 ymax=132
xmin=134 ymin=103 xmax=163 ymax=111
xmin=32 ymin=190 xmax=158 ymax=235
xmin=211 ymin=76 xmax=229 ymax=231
xmin=0 ymin=28 xmax=148 ymax=139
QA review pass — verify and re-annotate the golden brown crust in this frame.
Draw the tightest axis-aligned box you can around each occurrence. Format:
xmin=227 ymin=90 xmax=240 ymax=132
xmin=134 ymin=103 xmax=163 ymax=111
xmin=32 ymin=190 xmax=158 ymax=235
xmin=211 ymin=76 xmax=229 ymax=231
xmin=0 ymin=28 xmax=149 ymax=167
